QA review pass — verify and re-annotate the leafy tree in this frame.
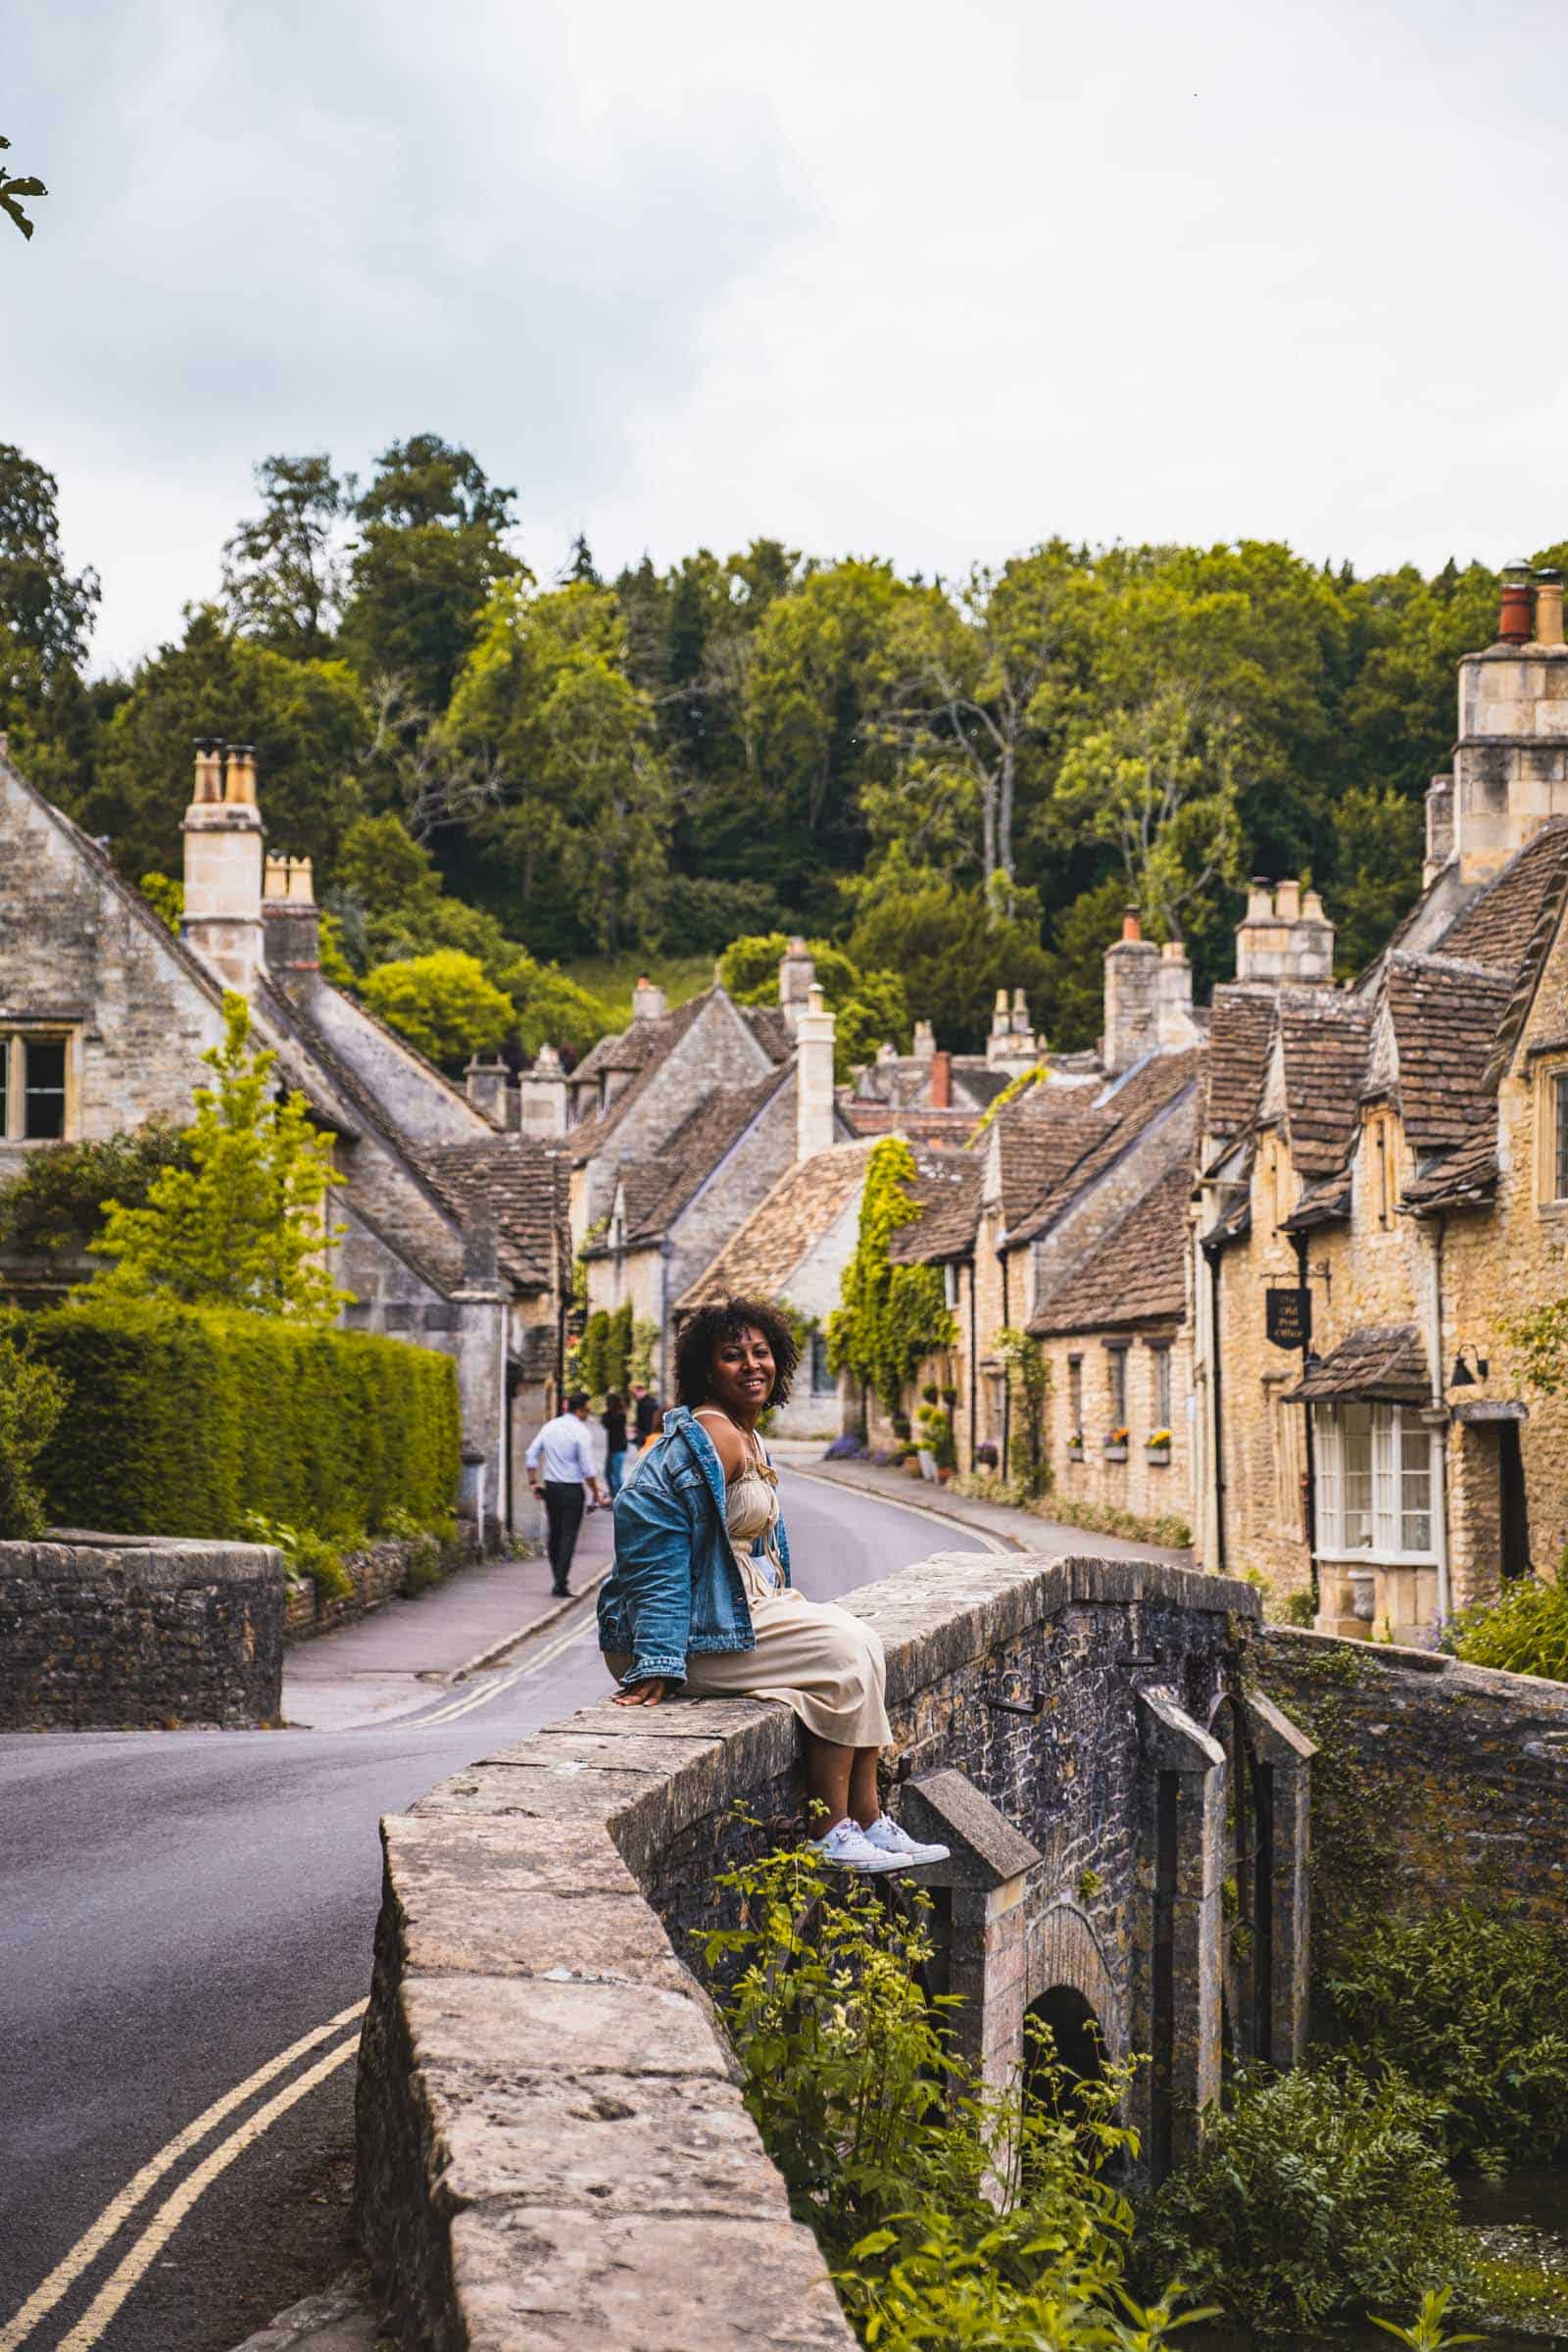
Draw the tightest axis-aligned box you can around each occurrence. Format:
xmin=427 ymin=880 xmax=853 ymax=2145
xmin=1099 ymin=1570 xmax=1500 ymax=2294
xmin=449 ymin=580 xmax=671 ymax=953
xmin=0 ymin=445 xmax=100 ymax=800
xmin=717 ymin=931 xmax=908 ymax=1078
xmin=1329 ymin=785 xmax=1425 ymax=976
xmin=82 ymin=607 xmax=369 ymax=876
xmin=0 ymin=136 xmax=46 ymax=241
xmin=503 ymin=954 xmax=615 ymax=1060
xmin=221 ymin=454 xmax=353 ymax=659
xmin=0 ymin=1324 xmax=66 ymax=1538
xmin=846 ymin=858 xmax=1054 ymax=1054
xmin=360 ymin=949 xmax=514 ymax=1067
xmin=340 ymin=434 xmax=524 ymax=711
xmin=91 ymin=994 xmax=346 ymax=1319
xmin=828 ymin=1136 xmax=956 ymax=1414
xmin=139 ymin=871 xmax=182 ymax=934
xmin=1039 ymin=871 xmax=1134 ymax=1052
xmin=0 ymin=1124 xmax=191 ymax=1260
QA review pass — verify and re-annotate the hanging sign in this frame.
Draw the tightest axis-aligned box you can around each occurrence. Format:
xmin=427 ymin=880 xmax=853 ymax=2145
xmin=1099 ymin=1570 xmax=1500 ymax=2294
xmin=1265 ymin=1286 xmax=1312 ymax=1351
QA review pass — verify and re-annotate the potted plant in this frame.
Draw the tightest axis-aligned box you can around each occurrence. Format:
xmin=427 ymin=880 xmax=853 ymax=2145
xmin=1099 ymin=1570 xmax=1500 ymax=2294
xmin=1103 ymin=1425 xmax=1130 ymax=1462
xmin=1065 ymin=1429 xmax=1085 ymax=1462
xmin=1146 ymin=1427 xmax=1172 ymax=1466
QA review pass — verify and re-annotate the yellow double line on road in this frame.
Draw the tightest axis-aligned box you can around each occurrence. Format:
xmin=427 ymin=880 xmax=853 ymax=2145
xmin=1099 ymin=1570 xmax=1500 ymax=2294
xmin=2 ymin=2002 xmax=367 ymax=2352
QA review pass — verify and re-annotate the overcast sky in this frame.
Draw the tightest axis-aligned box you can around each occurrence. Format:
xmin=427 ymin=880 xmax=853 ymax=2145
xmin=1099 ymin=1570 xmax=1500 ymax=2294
xmin=9 ymin=0 xmax=1568 ymax=673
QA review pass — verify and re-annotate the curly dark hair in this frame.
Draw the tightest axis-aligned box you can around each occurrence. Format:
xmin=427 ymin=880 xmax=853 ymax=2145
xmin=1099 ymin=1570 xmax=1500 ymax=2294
xmin=675 ymin=1297 xmax=799 ymax=1409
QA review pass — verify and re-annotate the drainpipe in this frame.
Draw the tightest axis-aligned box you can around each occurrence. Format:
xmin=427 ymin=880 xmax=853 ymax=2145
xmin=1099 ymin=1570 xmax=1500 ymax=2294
xmin=1427 ymin=1214 xmax=1451 ymax=1625
xmin=1289 ymin=1233 xmax=1319 ymax=1613
xmin=1001 ymin=1248 xmax=1012 ymax=1476
xmin=967 ymin=1253 xmax=979 ymax=1473
xmin=1202 ymin=1235 xmax=1226 ymax=1577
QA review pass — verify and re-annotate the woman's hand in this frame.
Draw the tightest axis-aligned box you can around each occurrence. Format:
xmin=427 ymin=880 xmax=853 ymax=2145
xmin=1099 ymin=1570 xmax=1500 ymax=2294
xmin=613 ymin=1677 xmax=668 ymax=1707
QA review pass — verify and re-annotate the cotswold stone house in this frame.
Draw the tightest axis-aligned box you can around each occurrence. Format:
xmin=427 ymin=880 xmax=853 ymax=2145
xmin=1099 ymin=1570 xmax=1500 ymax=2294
xmin=0 ymin=742 xmax=568 ymax=1538
xmin=564 ymin=952 xmax=852 ymax=1390
xmin=1193 ymin=567 xmax=1568 ymax=1638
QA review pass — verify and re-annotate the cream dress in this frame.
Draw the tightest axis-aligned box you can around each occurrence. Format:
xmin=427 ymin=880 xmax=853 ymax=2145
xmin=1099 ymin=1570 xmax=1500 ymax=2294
xmin=613 ymin=1429 xmax=892 ymax=1747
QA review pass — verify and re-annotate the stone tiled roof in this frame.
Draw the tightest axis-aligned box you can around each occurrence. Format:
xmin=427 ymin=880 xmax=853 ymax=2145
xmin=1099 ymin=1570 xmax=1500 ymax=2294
xmin=1205 ymin=987 xmax=1276 ymax=1142
xmin=741 ymin=1004 xmax=796 ymax=1062
xmin=417 ymin=1138 xmax=569 ymax=1292
xmin=1277 ymin=991 xmax=1373 ymax=1176
xmin=1279 ymin=1175 xmax=1351 ymax=1231
xmin=571 ymin=1021 xmax=666 ymax=1083
xmin=678 ymin=1139 xmax=880 ymax=1310
xmin=618 ymin=1065 xmax=789 ymax=1243
xmin=1007 ymin=1052 xmax=1202 ymax=1247
xmin=888 ymin=1150 xmax=985 ymax=1264
xmin=838 ymin=1102 xmax=984 ymax=1145
xmin=566 ymin=991 xmax=719 ymax=1163
xmin=1439 ymin=821 xmax=1568 ymax=971
xmin=1385 ymin=955 xmax=1516 ymax=1151
xmin=995 ymin=1090 xmax=1115 ymax=1228
xmin=1030 ymin=1163 xmax=1191 ymax=1337
xmin=1401 ymin=1124 xmax=1501 ymax=1214
xmin=1285 ymin=1323 xmax=1430 ymax=1402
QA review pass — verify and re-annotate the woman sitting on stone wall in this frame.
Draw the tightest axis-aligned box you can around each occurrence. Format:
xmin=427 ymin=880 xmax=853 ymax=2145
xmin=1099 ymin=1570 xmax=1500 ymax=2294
xmin=598 ymin=1296 xmax=949 ymax=1877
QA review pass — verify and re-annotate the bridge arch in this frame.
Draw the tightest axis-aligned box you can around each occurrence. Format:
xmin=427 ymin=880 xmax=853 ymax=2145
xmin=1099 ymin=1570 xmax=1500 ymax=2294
xmin=1025 ymin=1899 xmax=1124 ymax=2062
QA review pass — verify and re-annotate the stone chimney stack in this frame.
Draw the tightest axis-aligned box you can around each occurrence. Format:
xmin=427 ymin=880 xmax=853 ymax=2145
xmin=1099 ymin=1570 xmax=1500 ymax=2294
xmin=986 ymin=986 xmax=1041 ymax=1075
xmin=777 ymin=936 xmax=815 ymax=1033
xmin=517 ymin=1043 xmax=568 ymax=1139
xmin=1424 ymin=775 xmax=1455 ymax=887
xmin=930 ymin=1049 xmax=952 ymax=1110
xmin=262 ymin=853 xmax=320 ymax=988
xmin=182 ymin=738 xmax=265 ymax=996
xmin=1453 ymin=563 xmax=1568 ymax=884
xmin=795 ymin=983 xmax=836 ymax=1162
xmin=465 ymin=1054 xmax=515 ymax=1128
xmin=1102 ymin=906 xmax=1159 ymax=1074
xmin=1233 ymin=878 xmax=1335 ymax=986
xmin=1155 ymin=939 xmax=1200 ymax=1051
xmin=631 ymin=973 xmax=667 ymax=1023
xmin=911 ymin=1019 xmax=936 ymax=1061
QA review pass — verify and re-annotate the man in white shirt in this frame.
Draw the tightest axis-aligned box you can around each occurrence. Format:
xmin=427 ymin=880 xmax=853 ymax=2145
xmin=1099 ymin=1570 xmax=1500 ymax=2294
xmin=525 ymin=1392 xmax=609 ymax=1596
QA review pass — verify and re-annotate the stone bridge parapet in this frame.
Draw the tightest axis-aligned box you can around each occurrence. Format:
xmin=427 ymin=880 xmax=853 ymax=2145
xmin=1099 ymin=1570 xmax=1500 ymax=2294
xmin=355 ymin=1550 xmax=1307 ymax=2352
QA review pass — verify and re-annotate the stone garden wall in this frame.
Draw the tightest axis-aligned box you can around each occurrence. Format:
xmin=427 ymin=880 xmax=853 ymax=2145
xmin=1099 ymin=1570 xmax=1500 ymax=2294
xmin=0 ymin=1534 xmax=283 ymax=1730
xmin=354 ymin=1549 xmax=1273 ymax=2352
xmin=282 ymin=1531 xmax=480 ymax=1642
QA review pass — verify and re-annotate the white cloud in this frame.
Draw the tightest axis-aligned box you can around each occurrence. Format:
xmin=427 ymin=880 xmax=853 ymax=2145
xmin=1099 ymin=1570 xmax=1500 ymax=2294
xmin=8 ymin=0 xmax=1568 ymax=669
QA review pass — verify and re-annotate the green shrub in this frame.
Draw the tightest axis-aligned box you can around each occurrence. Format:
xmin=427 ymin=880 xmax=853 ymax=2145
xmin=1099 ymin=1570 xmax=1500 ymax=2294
xmin=238 ymin=1511 xmax=353 ymax=1601
xmin=1281 ymin=1587 xmax=1318 ymax=1626
xmin=0 ymin=1324 xmax=69 ymax=1538
xmin=0 ymin=1124 xmax=191 ymax=1261
xmin=1135 ymin=2061 xmax=1474 ymax=2334
xmin=1322 ymin=1907 xmax=1568 ymax=2175
xmin=1446 ymin=1573 xmax=1568 ymax=1683
xmin=701 ymin=1838 xmax=1210 ymax=2350
xmin=28 ymin=1298 xmax=460 ymax=1543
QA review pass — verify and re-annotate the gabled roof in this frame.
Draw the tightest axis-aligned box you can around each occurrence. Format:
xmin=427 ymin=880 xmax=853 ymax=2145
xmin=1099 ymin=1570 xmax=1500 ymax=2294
xmin=596 ymin=1064 xmax=791 ymax=1246
xmin=741 ymin=1004 xmax=796 ymax=1062
xmin=1438 ymin=821 xmax=1568 ymax=971
xmin=566 ymin=990 xmax=727 ymax=1163
xmin=1383 ymin=955 xmax=1515 ymax=1151
xmin=1275 ymin=991 xmax=1373 ymax=1175
xmin=994 ymin=1089 xmax=1115 ymax=1228
xmin=1204 ymin=986 xmax=1277 ymax=1143
xmin=678 ymin=1138 xmax=880 ymax=1310
xmin=416 ymin=1138 xmax=569 ymax=1292
xmin=1007 ymin=1052 xmax=1202 ymax=1248
xmin=887 ymin=1150 xmax=985 ymax=1264
xmin=1030 ymin=1162 xmax=1191 ymax=1337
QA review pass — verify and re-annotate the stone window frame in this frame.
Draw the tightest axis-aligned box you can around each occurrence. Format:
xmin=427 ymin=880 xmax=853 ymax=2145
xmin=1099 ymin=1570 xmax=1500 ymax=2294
xmin=1104 ymin=1341 xmax=1129 ymax=1428
xmin=1363 ymin=1106 xmax=1398 ymax=1233
xmin=0 ymin=1024 xmax=79 ymax=1144
xmin=1312 ymin=1398 xmax=1438 ymax=1565
xmin=1066 ymin=1352 xmax=1084 ymax=1434
xmin=1149 ymin=1340 xmax=1173 ymax=1430
xmin=808 ymin=1330 xmax=836 ymax=1396
xmin=1533 ymin=1055 xmax=1568 ymax=1211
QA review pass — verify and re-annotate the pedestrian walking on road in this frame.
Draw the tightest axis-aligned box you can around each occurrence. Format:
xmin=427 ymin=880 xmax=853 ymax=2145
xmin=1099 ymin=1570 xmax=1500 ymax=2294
xmin=525 ymin=1393 xmax=607 ymax=1596
xmin=598 ymin=1298 xmax=950 ymax=1878
xmin=602 ymin=1391 xmax=628 ymax=1497
xmin=631 ymin=1380 xmax=662 ymax=1445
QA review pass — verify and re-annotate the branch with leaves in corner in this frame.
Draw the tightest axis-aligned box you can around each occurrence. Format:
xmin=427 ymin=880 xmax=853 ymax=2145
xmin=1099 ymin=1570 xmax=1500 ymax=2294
xmin=1 ymin=138 xmax=47 ymax=241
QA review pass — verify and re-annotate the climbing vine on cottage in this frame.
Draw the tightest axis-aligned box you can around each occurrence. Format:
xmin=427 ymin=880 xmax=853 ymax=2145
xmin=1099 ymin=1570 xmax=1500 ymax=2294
xmin=827 ymin=1137 xmax=955 ymax=1415
xmin=998 ymin=1325 xmax=1051 ymax=1498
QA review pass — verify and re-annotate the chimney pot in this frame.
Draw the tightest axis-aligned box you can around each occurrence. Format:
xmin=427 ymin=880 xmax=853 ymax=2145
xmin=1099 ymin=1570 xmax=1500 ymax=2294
xmin=1244 ymin=877 xmax=1274 ymax=923
xmin=930 ymin=1048 xmax=952 ymax=1110
xmin=1160 ymin=939 xmax=1186 ymax=963
xmin=1121 ymin=906 xmax=1142 ymax=944
xmin=1275 ymin=877 xmax=1301 ymax=922
xmin=223 ymin=745 xmax=259 ymax=806
xmin=1499 ymin=563 xmax=1535 ymax=647
xmin=1535 ymin=568 xmax=1565 ymax=648
xmin=1300 ymin=887 xmax=1326 ymax=922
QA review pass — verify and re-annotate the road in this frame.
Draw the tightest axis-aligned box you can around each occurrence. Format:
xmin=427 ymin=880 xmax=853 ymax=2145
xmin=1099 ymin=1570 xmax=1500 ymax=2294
xmin=0 ymin=1472 xmax=990 ymax=2352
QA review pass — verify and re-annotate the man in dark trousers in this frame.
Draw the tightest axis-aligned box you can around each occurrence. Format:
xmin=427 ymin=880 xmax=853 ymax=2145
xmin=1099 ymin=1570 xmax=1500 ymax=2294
xmin=524 ymin=1393 xmax=607 ymax=1596
xmin=631 ymin=1380 xmax=662 ymax=1446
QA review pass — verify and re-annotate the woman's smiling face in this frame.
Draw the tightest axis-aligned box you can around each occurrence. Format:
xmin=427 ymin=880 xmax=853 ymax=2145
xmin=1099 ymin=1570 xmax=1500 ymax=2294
xmin=709 ymin=1324 xmax=775 ymax=1420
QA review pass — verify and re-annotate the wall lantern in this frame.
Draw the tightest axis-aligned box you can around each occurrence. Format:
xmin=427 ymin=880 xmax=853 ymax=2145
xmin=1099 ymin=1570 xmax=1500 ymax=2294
xmin=1449 ymin=1346 xmax=1490 ymax=1388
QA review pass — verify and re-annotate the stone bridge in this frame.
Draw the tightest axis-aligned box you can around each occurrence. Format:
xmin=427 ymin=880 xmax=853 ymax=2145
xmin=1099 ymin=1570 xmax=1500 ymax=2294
xmin=356 ymin=1549 xmax=1313 ymax=2351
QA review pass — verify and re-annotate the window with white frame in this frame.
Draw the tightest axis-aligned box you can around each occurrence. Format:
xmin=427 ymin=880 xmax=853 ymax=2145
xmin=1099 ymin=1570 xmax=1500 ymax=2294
xmin=0 ymin=1030 xmax=73 ymax=1142
xmin=1313 ymin=1400 xmax=1436 ymax=1561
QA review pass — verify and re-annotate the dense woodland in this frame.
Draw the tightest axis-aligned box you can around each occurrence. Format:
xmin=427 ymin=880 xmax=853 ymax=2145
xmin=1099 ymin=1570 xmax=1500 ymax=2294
xmin=4 ymin=434 xmax=1560 ymax=1064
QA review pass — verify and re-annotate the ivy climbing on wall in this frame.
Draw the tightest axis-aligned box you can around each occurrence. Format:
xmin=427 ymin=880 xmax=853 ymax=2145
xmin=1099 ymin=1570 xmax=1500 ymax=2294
xmin=827 ymin=1137 xmax=956 ymax=1416
xmin=998 ymin=1325 xmax=1052 ymax=1498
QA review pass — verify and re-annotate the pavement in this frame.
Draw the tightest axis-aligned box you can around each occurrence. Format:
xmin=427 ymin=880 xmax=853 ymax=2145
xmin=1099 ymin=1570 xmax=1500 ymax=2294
xmin=1 ymin=1466 xmax=987 ymax=2352
xmin=778 ymin=1445 xmax=1192 ymax=1565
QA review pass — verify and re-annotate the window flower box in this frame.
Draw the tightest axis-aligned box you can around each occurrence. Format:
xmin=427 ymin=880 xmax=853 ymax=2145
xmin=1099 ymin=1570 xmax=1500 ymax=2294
xmin=1103 ymin=1426 xmax=1130 ymax=1463
xmin=1146 ymin=1427 xmax=1172 ymax=1467
xmin=1066 ymin=1437 xmax=1085 ymax=1463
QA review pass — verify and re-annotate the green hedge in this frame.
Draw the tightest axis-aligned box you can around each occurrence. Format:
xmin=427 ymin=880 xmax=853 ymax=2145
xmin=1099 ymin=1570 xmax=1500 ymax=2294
xmin=30 ymin=1298 xmax=461 ymax=1542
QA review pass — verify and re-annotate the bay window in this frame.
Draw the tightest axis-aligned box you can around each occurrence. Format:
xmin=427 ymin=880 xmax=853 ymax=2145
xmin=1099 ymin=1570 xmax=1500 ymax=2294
xmin=1313 ymin=1401 xmax=1436 ymax=1562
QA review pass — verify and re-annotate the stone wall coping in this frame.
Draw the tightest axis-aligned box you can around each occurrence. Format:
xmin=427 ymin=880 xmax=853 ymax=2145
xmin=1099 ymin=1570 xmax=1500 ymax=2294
xmin=357 ymin=1544 xmax=1265 ymax=2351
xmin=1263 ymin=1622 xmax=1568 ymax=1711
xmin=7 ymin=1535 xmax=282 ymax=1581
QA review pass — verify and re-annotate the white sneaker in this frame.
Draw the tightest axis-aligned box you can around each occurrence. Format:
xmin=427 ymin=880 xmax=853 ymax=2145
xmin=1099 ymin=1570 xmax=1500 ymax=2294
xmin=808 ymin=1818 xmax=906 ymax=1874
xmin=858 ymin=1815 xmax=951 ymax=1867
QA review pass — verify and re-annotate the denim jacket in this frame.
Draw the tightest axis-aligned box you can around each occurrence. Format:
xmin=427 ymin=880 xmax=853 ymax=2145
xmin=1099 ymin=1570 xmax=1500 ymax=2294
xmin=597 ymin=1406 xmax=792 ymax=1689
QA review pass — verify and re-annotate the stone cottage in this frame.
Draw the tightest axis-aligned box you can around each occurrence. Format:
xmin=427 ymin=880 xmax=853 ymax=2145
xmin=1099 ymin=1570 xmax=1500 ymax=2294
xmin=1192 ymin=564 xmax=1568 ymax=1638
xmin=0 ymin=740 xmax=569 ymax=1538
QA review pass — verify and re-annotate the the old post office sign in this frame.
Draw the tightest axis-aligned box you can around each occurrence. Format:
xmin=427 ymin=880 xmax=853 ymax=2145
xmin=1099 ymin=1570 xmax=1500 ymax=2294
xmin=1265 ymin=1286 xmax=1311 ymax=1350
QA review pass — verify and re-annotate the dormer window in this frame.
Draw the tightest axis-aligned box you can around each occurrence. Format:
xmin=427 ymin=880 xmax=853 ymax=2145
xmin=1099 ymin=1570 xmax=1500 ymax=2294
xmin=0 ymin=1028 xmax=74 ymax=1142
